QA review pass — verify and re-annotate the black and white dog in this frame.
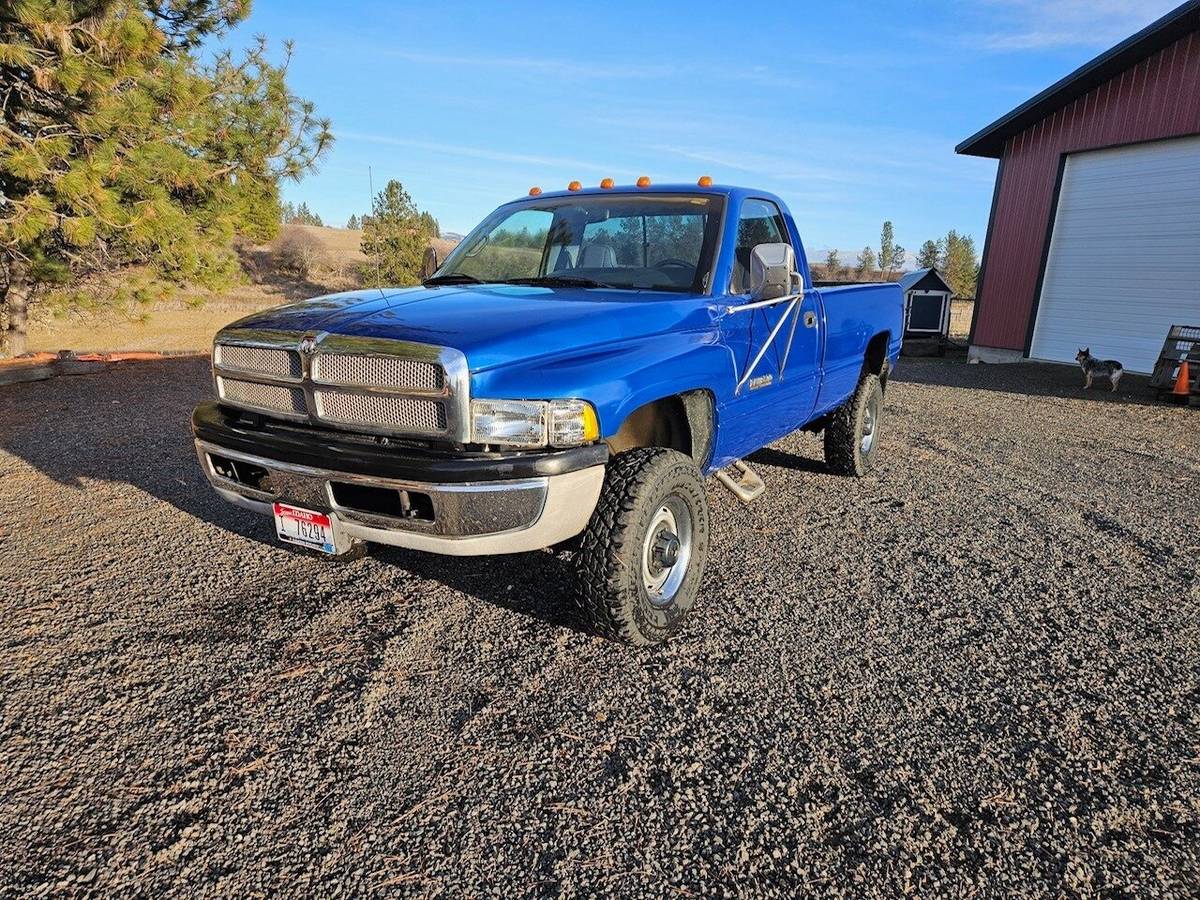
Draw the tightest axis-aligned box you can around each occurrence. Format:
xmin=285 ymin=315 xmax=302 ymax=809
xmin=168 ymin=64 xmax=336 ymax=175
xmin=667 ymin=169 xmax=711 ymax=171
xmin=1075 ymin=347 xmax=1124 ymax=392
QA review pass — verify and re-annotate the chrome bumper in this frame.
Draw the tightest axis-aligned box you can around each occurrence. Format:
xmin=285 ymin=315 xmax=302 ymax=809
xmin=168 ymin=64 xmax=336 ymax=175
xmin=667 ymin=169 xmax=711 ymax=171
xmin=195 ymin=439 xmax=605 ymax=556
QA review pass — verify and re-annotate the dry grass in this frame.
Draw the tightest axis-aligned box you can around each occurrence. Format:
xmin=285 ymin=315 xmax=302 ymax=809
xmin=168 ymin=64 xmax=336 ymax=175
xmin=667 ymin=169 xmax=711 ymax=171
xmin=26 ymin=225 xmax=461 ymax=353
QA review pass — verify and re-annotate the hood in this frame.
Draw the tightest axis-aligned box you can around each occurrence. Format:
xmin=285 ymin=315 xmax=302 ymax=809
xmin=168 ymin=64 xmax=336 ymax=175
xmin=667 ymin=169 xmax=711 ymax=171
xmin=224 ymin=284 xmax=716 ymax=372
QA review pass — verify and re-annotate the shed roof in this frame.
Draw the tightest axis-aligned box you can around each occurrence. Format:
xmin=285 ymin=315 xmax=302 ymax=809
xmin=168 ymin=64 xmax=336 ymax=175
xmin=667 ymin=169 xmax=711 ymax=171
xmin=956 ymin=0 xmax=1200 ymax=158
xmin=898 ymin=268 xmax=952 ymax=294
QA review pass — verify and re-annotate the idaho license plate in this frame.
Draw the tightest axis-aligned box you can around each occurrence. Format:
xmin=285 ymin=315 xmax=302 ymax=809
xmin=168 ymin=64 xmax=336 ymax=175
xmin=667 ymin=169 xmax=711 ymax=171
xmin=273 ymin=502 xmax=339 ymax=554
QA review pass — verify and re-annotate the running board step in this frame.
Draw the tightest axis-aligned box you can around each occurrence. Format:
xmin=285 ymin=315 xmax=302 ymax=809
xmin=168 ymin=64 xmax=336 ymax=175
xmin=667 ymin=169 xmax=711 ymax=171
xmin=715 ymin=460 xmax=765 ymax=504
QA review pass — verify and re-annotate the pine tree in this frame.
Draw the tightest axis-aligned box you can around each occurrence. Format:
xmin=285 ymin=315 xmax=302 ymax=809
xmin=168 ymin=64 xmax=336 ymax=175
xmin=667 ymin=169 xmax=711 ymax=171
xmin=290 ymin=202 xmax=324 ymax=226
xmin=823 ymin=249 xmax=843 ymax=280
xmin=855 ymin=246 xmax=877 ymax=280
xmin=346 ymin=214 xmax=360 ymax=230
xmin=361 ymin=180 xmax=436 ymax=286
xmin=916 ymin=239 xmax=941 ymax=270
xmin=0 ymin=0 xmax=332 ymax=356
xmin=418 ymin=210 xmax=440 ymax=238
xmin=941 ymin=230 xmax=979 ymax=298
xmin=878 ymin=221 xmax=905 ymax=278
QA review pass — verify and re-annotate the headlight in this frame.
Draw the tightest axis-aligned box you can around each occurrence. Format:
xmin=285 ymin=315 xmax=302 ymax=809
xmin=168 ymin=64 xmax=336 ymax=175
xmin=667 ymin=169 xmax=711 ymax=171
xmin=471 ymin=398 xmax=599 ymax=448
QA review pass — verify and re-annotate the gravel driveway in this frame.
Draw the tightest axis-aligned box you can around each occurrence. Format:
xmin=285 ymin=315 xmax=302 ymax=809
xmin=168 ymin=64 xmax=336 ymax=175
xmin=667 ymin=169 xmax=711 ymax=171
xmin=1 ymin=356 xmax=1197 ymax=897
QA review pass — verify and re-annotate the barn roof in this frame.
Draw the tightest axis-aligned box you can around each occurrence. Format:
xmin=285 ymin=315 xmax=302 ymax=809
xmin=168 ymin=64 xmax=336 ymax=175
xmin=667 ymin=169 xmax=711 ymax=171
xmin=957 ymin=0 xmax=1200 ymax=158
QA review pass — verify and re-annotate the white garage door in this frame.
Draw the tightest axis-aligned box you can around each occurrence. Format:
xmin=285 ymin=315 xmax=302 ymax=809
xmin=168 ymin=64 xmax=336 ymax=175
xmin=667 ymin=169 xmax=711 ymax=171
xmin=1030 ymin=134 xmax=1200 ymax=374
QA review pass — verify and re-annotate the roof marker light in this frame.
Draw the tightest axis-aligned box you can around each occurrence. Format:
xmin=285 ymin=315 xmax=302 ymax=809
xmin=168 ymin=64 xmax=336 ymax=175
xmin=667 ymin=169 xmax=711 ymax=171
xmin=568 ymin=180 xmax=582 ymax=191
xmin=636 ymin=175 xmax=651 ymax=188
xmin=599 ymin=177 xmax=615 ymax=189
xmin=529 ymin=186 xmax=542 ymax=196
xmin=697 ymin=175 xmax=713 ymax=187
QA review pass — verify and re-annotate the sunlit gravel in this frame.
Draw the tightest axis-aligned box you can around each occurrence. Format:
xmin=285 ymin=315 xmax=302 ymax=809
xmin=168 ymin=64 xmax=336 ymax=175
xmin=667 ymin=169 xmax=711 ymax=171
xmin=1 ymin=356 xmax=1197 ymax=897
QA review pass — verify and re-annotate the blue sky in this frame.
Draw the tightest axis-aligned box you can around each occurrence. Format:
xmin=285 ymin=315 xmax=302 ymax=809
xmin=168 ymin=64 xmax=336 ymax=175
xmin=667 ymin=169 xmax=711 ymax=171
xmin=222 ymin=0 xmax=1181 ymax=258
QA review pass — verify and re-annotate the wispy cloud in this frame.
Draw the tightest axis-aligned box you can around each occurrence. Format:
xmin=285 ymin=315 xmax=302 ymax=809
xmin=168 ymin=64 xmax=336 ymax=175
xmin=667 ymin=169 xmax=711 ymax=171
xmin=378 ymin=49 xmax=810 ymax=89
xmin=338 ymin=131 xmax=614 ymax=175
xmin=378 ymin=48 xmax=678 ymax=80
xmin=648 ymin=144 xmax=858 ymax=186
xmin=975 ymin=0 xmax=1180 ymax=51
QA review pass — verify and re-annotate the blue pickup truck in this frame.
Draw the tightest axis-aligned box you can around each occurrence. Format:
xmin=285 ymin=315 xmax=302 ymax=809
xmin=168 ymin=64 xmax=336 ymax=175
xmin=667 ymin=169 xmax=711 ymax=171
xmin=193 ymin=180 xmax=903 ymax=643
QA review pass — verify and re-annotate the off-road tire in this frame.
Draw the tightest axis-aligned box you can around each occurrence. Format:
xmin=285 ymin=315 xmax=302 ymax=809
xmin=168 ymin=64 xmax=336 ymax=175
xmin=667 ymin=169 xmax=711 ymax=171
xmin=824 ymin=373 xmax=884 ymax=477
xmin=576 ymin=448 xmax=710 ymax=645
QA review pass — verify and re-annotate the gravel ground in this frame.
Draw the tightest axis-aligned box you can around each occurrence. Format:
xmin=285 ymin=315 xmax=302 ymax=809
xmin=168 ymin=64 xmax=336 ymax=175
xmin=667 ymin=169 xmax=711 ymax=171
xmin=1 ymin=356 xmax=1197 ymax=898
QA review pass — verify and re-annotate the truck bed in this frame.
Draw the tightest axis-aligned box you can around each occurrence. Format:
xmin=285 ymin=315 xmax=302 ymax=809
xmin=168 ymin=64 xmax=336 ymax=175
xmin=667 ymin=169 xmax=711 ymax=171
xmin=812 ymin=282 xmax=905 ymax=418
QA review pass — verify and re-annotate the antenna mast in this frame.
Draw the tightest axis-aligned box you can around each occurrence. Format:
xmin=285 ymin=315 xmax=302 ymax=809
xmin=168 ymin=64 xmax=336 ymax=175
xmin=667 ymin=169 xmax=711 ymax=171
xmin=368 ymin=165 xmax=382 ymax=291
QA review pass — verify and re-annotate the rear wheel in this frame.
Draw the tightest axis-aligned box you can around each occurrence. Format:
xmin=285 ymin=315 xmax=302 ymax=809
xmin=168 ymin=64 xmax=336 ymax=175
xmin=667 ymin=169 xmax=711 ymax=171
xmin=576 ymin=448 xmax=710 ymax=645
xmin=824 ymin=373 xmax=884 ymax=477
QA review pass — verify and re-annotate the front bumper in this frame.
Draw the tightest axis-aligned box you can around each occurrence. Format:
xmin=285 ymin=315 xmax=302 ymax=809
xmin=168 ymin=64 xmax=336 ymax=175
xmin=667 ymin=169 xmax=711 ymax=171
xmin=192 ymin=403 xmax=607 ymax=556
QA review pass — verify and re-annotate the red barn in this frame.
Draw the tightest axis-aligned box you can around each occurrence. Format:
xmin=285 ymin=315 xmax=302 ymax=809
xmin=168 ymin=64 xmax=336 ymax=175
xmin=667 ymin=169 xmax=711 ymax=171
xmin=958 ymin=0 xmax=1200 ymax=373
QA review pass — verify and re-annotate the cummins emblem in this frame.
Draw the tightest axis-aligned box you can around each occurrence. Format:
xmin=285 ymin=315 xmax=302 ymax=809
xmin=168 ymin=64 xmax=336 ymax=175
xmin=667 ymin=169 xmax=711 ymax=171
xmin=748 ymin=374 xmax=774 ymax=391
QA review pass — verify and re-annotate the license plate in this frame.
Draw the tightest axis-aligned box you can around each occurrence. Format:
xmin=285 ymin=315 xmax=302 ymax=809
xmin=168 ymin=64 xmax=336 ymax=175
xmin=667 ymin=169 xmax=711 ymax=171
xmin=273 ymin=502 xmax=339 ymax=554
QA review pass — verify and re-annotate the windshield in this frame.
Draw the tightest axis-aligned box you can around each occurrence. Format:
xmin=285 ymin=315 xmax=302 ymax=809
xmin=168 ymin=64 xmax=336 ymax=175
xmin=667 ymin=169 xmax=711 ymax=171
xmin=433 ymin=194 xmax=724 ymax=293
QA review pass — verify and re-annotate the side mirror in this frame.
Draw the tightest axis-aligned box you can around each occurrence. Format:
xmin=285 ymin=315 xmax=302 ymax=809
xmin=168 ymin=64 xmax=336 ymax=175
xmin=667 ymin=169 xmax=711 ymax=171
xmin=750 ymin=243 xmax=801 ymax=301
xmin=420 ymin=245 xmax=440 ymax=280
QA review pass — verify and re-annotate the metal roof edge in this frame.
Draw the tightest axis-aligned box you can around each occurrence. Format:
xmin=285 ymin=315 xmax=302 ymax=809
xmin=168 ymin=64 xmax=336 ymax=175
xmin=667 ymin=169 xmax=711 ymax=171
xmin=956 ymin=0 xmax=1200 ymax=158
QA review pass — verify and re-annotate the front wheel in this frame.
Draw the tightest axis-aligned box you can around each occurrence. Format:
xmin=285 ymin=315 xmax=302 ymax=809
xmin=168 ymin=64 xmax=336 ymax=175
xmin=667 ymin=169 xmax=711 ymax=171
xmin=576 ymin=448 xmax=710 ymax=645
xmin=824 ymin=373 xmax=884 ymax=477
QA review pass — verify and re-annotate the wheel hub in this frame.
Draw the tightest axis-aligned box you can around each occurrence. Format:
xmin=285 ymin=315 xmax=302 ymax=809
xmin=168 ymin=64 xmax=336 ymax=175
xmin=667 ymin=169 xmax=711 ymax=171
xmin=650 ymin=530 xmax=680 ymax=573
xmin=641 ymin=497 xmax=694 ymax=607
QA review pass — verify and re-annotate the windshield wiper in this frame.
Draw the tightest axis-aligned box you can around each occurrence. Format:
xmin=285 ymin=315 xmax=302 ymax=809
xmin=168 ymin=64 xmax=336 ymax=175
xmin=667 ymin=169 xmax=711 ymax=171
xmin=423 ymin=273 xmax=483 ymax=286
xmin=503 ymin=275 xmax=615 ymax=289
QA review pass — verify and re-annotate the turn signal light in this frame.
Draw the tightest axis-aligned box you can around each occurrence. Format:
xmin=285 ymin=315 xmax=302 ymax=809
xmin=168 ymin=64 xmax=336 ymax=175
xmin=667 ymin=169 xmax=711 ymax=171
xmin=528 ymin=186 xmax=542 ymax=196
xmin=636 ymin=175 xmax=651 ymax=188
xmin=697 ymin=175 xmax=713 ymax=187
xmin=567 ymin=180 xmax=582 ymax=191
xmin=599 ymin=177 xmax=615 ymax=189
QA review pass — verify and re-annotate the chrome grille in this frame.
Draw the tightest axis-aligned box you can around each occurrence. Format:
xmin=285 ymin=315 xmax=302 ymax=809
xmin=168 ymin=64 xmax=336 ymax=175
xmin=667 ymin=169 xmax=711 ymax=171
xmin=312 ymin=353 xmax=443 ymax=391
xmin=215 ymin=344 xmax=301 ymax=379
xmin=212 ymin=329 xmax=469 ymax=440
xmin=314 ymin=389 xmax=448 ymax=434
xmin=218 ymin=378 xmax=306 ymax=416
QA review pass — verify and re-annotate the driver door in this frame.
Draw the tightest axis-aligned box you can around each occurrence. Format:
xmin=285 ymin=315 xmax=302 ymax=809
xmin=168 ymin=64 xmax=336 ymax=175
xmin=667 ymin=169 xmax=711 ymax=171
xmin=718 ymin=198 xmax=821 ymax=459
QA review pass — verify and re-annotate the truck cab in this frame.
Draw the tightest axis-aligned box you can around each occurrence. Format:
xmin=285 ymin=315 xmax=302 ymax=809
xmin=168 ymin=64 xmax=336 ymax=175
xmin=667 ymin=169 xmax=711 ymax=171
xmin=194 ymin=179 xmax=903 ymax=644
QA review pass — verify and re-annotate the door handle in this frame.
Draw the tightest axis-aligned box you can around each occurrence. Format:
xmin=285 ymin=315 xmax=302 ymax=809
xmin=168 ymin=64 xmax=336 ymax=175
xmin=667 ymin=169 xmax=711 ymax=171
xmin=803 ymin=311 xmax=817 ymax=328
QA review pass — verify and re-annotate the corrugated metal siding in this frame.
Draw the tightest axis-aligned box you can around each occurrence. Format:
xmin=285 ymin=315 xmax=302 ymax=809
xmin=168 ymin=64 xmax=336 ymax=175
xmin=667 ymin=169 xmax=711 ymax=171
xmin=975 ymin=30 xmax=1200 ymax=350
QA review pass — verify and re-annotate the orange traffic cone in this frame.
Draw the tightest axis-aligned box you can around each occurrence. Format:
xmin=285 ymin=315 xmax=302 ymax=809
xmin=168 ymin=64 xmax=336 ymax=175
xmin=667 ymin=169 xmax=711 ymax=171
xmin=1172 ymin=360 xmax=1192 ymax=396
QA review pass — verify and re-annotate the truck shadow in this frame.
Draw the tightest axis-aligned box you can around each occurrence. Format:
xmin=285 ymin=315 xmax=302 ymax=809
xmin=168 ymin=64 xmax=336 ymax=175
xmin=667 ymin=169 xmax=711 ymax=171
xmin=745 ymin=446 xmax=829 ymax=474
xmin=0 ymin=356 xmax=594 ymax=635
xmin=370 ymin=546 xmax=592 ymax=635
xmin=0 ymin=357 xmax=274 ymax=542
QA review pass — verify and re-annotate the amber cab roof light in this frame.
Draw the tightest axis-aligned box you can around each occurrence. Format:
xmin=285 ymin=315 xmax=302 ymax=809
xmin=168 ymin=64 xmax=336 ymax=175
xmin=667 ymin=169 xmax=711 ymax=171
xmin=636 ymin=175 xmax=651 ymax=188
xmin=528 ymin=186 xmax=542 ymax=196
xmin=599 ymin=177 xmax=615 ymax=189
xmin=567 ymin=180 xmax=582 ymax=191
xmin=697 ymin=175 xmax=713 ymax=187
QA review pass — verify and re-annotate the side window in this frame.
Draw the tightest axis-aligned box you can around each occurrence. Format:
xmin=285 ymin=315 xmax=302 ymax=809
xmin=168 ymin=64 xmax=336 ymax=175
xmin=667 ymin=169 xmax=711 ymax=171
xmin=732 ymin=199 xmax=790 ymax=294
xmin=456 ymin=208 xmax=553 ymax=281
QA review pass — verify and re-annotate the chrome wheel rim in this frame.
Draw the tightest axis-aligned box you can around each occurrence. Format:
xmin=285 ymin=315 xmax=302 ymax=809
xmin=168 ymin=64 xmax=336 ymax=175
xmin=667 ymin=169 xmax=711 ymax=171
xmin=861 ymin=393 xmax=880 ymax=454
xmin=641 ymin=495 xmax=693 ymax=607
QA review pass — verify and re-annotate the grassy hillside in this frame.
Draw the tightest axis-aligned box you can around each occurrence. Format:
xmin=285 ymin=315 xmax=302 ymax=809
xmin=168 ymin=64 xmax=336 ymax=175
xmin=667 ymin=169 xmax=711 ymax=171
xmin=27 ymin=225 xmax=459 ymax=353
